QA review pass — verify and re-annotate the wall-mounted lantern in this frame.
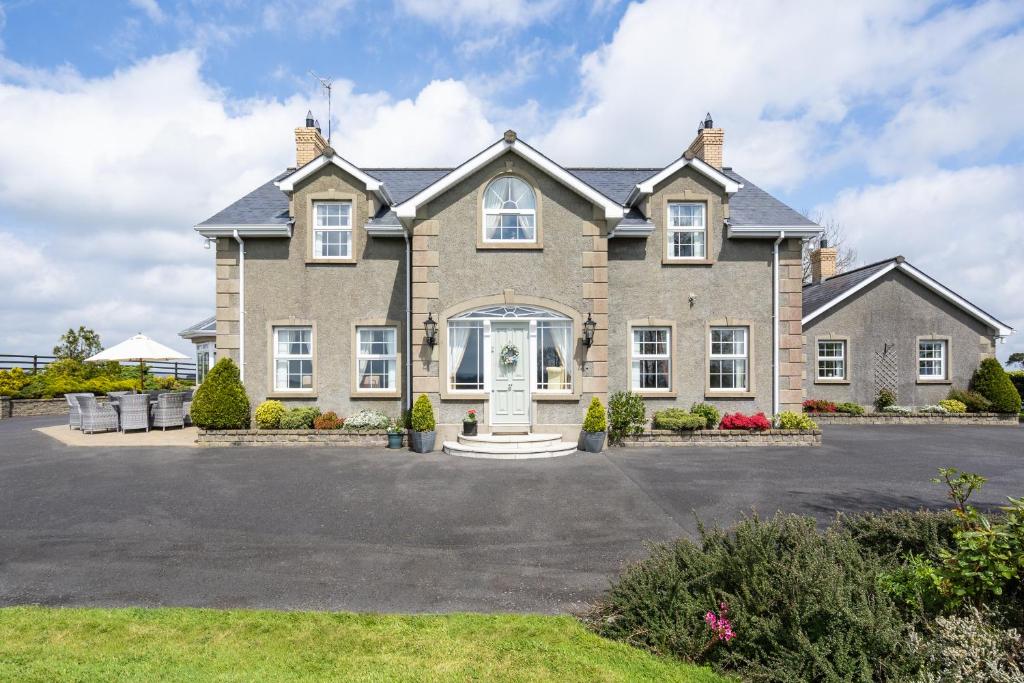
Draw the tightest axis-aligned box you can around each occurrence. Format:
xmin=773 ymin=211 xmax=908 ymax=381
xmin=424 ymin=313 xmax=438 ymax=347
xmin=582 ymin=313 xmax=597 ymax=348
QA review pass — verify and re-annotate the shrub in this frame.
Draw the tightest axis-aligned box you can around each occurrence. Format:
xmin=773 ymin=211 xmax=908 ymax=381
xmin=939 ymin=398 xmax=967 ymax=414
xmin=919 ymin=404 xmax=948 ymax=414
xmin=1009 ymin=370 xmax=1024 ymax=405
xmin=882 ymin=405 xmax=913 ymax=414
xmin=607 ymin=391 xmax=646 ymax=445
xmin=410 ymin=394 xmax=435 ymax=432
xmin=313 ymin=411 xmax=343 ymax=430
xmin=802 ymin=398 xmax=837 ymax=413
xmin=652 ymin=408 xmax=705 ymax=431
xmin=836 ymin=401 xmax=865 ymax=415
xmin=343 ymin=409 xmax=391 ymax=431
xmin=279 ymin=406 xmax=321 ymax=430
xmin=718 ymin=412 xmax=771 ymax=431
xmin=875 ymin=387 xmax=897 ymax=411
xmin=947 ymin=387 xmax=992 ymax=413
xmin=774 ymin=411 xmax=817 ymax=430
xmin=837 ymin=509 xmax=959 ymax=561
xmin=0 ymin=367 xmax=31 ymax=396
xmin=689 ymin=402 xmax=720 ymax=429
xmin=189 ymin=358 xmax=250 ymax=429
xmin=911 ymin=607 xmax=1024 ymax=683
xmin=254 ymin=400 xmax=286 ymax=429
xmin=971 ymin=358 xmax=1022 ymax=414
xmin=582 ymin=397 xmax=607 ymax=433
xmin=589 ymin=513 xmax=919 ymax=681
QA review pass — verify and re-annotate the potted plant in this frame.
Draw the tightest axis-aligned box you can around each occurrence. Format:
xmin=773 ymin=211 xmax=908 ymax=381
xmin=580 ymin=396 xmax=607 ymax=453
xmin=387 ymin=419 xmax=404 ymax=449
xmin=463 ymin=408 xmax=478 ymax=436
xmin=409 ymin=394 xmax=436 ymax=453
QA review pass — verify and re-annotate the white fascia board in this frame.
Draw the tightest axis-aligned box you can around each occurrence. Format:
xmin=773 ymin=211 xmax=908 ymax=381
xmin=897 ymin=263 xmax=1014 ymax=337
xmin=608 ymin=223 xmax=655 ymax=238
xmin=194 ymin=223 xmax=293 ymax=238
xmin=634 ymin=157 xmax=742 ymax=198
xmin=275 ymin=154 xmax=386 ymax=201
xmin=394 ymin=138 xmax=624 ymax=226
xmin=728 ymin=225 xmax=823 ymax=239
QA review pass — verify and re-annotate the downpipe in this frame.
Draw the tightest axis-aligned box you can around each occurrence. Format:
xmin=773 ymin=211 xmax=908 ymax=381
xmin=232 ymin=229 xmax=245 ymax=383
xmin=772 ymin=230 xmax=785 ymax=417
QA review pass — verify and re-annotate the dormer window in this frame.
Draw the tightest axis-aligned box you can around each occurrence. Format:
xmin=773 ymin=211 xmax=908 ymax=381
xmin=313 ymin=201 xmax=352 ymax=259
xmin=483 ymin=176 xmax=536 ymax=243
xmin=667 ymin=202 xmax=706 ymax=259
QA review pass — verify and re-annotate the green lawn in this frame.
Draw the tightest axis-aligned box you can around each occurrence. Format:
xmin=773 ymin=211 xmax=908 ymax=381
xmin=0 ymin=607 xmax=726 ymax=682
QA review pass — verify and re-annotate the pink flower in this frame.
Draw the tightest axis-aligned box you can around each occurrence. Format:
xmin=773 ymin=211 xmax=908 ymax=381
xmin=704 ymin=604 xmax=736 ymax=643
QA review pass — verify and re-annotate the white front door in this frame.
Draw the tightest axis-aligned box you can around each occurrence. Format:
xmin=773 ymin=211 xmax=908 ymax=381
xmin=491 ymin=322 xmax=530 ymax=426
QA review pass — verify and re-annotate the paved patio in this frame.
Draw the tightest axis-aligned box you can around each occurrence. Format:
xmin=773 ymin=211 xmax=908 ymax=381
xmin=35 ymin=424 xmax=198 ymax=447
xmin=0 ymin=415 xmax=1021 ymax=614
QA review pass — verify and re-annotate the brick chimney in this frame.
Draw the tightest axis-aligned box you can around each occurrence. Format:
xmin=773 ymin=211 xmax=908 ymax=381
xmin=684 ymin=112 xmax=724 ymax=169
xmin=810 ymin=239 xmax=837 ymax=283
xmin=295 ymin=110 xmax=329 ymax=167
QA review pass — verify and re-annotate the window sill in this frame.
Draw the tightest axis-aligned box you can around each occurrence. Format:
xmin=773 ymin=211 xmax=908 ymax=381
xmin=306 ymin=258 xmax=356 ymax=265
xmin=662 ymin=257 xmax=714 ymax=266
xmin=534 ymin=391 xmax=580 ymax=402
xmin=477 ymin=242 xmax=543 ymax=250
xmin=632 ymin=390 xmax=678 ymax=399
xmin=352 ymin=390 xmax=401 ymax=399
xmin=916 ymin=379 xmax=952 ymax=385
xmin=267 ymin=391 xmax=318 ymax=399
xmin=705 ymin=391 xmax=755 ymax=399
xmin=441 ymin=391 xmax=488 ymax=401
xmin=814 ymin=379 xmax=850 ymax=385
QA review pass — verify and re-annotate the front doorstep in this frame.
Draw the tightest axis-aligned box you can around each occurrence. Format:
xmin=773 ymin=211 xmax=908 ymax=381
xmin=197 ymin=429 xmax=388 ymax=447
xmin=622 ymin=429 xmax=822 ymax=448
xmin=809 ymin=412 xmax=1018 ymax=426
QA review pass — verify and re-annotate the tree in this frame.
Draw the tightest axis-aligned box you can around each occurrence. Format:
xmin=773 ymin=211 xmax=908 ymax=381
xmin=1007 ymin=352 xmax=1024 ymax=369
xmin=802 ymin=214 xmax=857 ymax=283
xmin=52 ymin=326 xmax=103 ymax=362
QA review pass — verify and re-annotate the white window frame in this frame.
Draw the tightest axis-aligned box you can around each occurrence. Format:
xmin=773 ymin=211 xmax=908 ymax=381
xmin=536 ymin=320 xmax=573 ymax=393
xmin=195 ymin=341 xmax=215 ymax=384
xmin=816 ymin=340 xmax=846 ymax=381
xmin=631 ymin=326 xmax=672 ymax=392
xmin=918 ymin=339 xmax=947 ymax=380
xmin=313 ymin=201 xmax=352 ymax=259
xmin=273 ymin=326 xmax=313 ymax=392
xmin=667 ymin=201 xmax=706 ymax=260
xmin=447 ymin=320 xmax=486 ymax=393
xmin=482 ymin=176 xmax=537 ymax=243
xmin=709 ymin=326 xmax=748 ymax=392
xmin=355 ymin=326 xmax=397 ymax=392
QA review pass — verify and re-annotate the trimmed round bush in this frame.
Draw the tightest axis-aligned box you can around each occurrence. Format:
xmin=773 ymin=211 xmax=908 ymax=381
xmin=189 ymin=358 xmax=250 ymax=429
xmin=774 ymin=410 xmax=817 ymax=430
xmin=836 ymin=402 xmax=865 ymax=415
xmin=313 ymin=411 xmax=343 ymax=430
xmin=279 ymin=406 xmax=321 ymax=430
xmin=652 ymin=408 xmax=705 ymax=431
xmin=411 ymin=394 xmax=435 ymax=432
xmin=582 ymin=396 xmax=607 ymax=433
xmin=938 ymin=398 xmax=966 ymax=413
xmin=689 ymin=402 xmax=720 ymax=428
xmin=254 ymin=400 xmax=286 ymax=429
xmin=970 ymin=358 xmax=1022 ymax=414
xmin=590 ymin=513 xmax=919 ymax=681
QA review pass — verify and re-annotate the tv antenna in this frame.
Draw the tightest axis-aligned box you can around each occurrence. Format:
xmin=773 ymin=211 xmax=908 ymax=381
xmin=309 ymin=70 xmax=333 ymax=143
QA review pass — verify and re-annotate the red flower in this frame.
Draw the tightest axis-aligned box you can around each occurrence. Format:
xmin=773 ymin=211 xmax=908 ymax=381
xmin=719 ymin=412 xmax=771 ymax=431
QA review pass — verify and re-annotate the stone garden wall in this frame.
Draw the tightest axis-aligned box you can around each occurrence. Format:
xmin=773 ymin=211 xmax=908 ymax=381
xmin=0 ymin=397 xmax=113 ymax=419
xmin=622 ymin=429 xmax=822 ymax=448
xmin=809 ymin=412 xmax=1017 ymax=426
xmin=197 ymin=429 xmax=393 ymax=447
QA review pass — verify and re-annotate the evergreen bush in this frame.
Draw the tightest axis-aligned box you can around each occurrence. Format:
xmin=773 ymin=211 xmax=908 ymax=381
xmin=279 ymin=406 xmax=321 ymax=430
xmin=938 ymin=399 xmax=967 ymax=414
xmin=651 ymin=408 xmax=705 ymax=431
xmin=0 ymin=367 xmax=30 ymax=396
xmin=774 ymin=411 xmax=817 ymax=430
xmin=607 ymin=391 xmax=646 ymax=444
xmin=1009 ymin=371 xmax=1024 ymax=405
xmin=313 ymin=411 xmax=343 ymax=430
xmin=689 ymin=402 xmax=720 ymax=428
xmin=970 ymin=358 xmax=1022 ymax=414
xmin=189 ymin=358 xmax=250 ymax=429
xmin=875 ymin=387 xmax=897 ymax=411
xmin=411 ymin=394 xmax=435 ymax=432
xmin=582 ymin=396 xmax=607 ymax=433
xmin=254 ymin=400 xmax=286 ymax=429
xmin=946 ymin=387 xmax=992 ymax=413
xmin=836 ymin=402 xmax=865 ymax=415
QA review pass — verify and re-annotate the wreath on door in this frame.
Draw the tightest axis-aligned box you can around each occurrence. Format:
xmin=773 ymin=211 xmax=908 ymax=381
xmin=499 ymin=343 xmax=520 ymax=366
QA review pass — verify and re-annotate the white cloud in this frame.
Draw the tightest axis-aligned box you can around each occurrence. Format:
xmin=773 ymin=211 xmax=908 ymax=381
xmin=396 ymin=0 xmax=565 ymax=29
xmin=820 ymin=165 xmax=1024 ymax=359
xmin=129 ymin=0 xmax=165 ymax=23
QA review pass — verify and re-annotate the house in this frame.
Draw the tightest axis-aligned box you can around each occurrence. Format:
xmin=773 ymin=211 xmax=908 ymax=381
xmin=802 ymin=247 xmax=1014 ymax=407
xmin=193 ymin=112 xmax=822 ymax=445
xmin=178 ymin=316 xmax=216 ymax=383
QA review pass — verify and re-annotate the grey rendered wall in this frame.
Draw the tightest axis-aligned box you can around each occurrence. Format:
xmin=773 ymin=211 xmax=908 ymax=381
xmin=803 ymin=271 xmax=997 ymax=407
xmin=608 ymin=168 xmax=783 ymax=416
xmin=241 ymin=164 xmax=407 ymax=415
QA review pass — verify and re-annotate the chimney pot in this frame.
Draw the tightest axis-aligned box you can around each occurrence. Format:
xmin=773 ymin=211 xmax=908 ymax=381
xmin=305 ymin=110 xmax=314 ymax=127
xmin=704 ymin=112 xmax=713 ymax=129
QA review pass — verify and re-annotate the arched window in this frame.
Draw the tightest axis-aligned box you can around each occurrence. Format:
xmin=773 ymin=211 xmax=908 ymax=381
xmin=483 ymin=176 xmax=536 ymax=242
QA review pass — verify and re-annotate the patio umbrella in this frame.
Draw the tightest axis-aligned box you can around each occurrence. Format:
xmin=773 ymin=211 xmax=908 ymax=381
xmin=86 ymin=333 xmax=189 ymax=392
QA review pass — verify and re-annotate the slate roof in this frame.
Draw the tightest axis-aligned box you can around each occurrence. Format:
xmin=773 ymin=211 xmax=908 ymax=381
xmin=197 ymin=164 xmax=815 ymax=230
xmin=178 ymin=315 xmax=217 ymax=339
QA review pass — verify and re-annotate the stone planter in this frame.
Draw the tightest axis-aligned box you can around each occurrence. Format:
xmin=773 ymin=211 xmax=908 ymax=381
xmin=808 ymin=412 xmax=1018 ymax=426
xmin=387 ymin=432 xmax=403 ymax=449
xmin=622 ymin=429 xmax=822 ymax=448
xmin=409 ymin=430 xmax=435 ymax=453
xmin=580 ymin=430 xmax=606 ymax=453
xmin=463 ymin=420 xmax=477 ymax=436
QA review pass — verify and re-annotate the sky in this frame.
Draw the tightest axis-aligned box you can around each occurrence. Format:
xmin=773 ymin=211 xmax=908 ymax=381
xmin=0 ymin=0 xmax=1022 ymax=362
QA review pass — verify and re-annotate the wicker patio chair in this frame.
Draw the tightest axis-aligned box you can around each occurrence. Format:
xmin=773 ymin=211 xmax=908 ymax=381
xmin=151 ymin=392 xmax=185 ymax=430
xmin=118 ymin=393 xmax=150 ymax=433
xmin=75 ymin=395 xmax=119 ymax=434
xmin=64 ymin=392 xmax=95 ymax=430
xmin=182 ymin=389 xmax=195 ymax=426
xmin=106 ymin=391 xmax=133 ymax=408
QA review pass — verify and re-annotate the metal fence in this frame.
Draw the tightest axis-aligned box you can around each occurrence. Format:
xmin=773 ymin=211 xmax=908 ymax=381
xmin=0 ymin=354 xmax=197 ymax=381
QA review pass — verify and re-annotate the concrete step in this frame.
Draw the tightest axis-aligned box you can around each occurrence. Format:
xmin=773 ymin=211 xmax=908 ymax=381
xmin=457 ymin=432 xmax=562 ymax=447
xmin=443 ymin=439 xmax=578 ymax=459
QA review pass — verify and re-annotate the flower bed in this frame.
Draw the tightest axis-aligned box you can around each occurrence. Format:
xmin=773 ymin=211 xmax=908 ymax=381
xmin=622 ymin=428 xmax=821 ymax=448
xmin=197 ymin=429 xmax=393 ymax=447
xmin=808 ymin=411 xmax=1018 ymax=426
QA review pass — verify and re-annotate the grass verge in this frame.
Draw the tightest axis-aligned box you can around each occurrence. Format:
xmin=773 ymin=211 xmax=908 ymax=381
xmin=0 ymin=607 xmax=726 ymax=682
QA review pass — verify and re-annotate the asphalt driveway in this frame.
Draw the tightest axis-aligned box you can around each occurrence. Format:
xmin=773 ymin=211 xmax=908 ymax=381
xmin=1 ymin=415 xmax=1021 ymax=614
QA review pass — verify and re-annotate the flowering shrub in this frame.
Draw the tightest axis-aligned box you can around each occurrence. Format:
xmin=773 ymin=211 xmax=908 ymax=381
xmin=463 ymin=408 xmax=477 ymax=423
xmin=774 ymin=411 xmax=818 ymax=430
xmin=704 ymin=603 xmax=736 ymax=643
xmin=719 ymin=412 xmax=771 ymax=431
xmin=344 ymin=409 xmax=392 ymax=431
xmin=803 ymin=399 xmax=837 ymax=413
xmin=919 ymin=404 xmax=949 ymax=414
xmin=313 ymin=411 xmax=343 ymax=430
xmin=882 ymin=405 xmax=913 ymax=414
xmin=938 ymin=398 xmax=967 ymax=414
xmin=911 ymin=607 xmax=1024 ymax=682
